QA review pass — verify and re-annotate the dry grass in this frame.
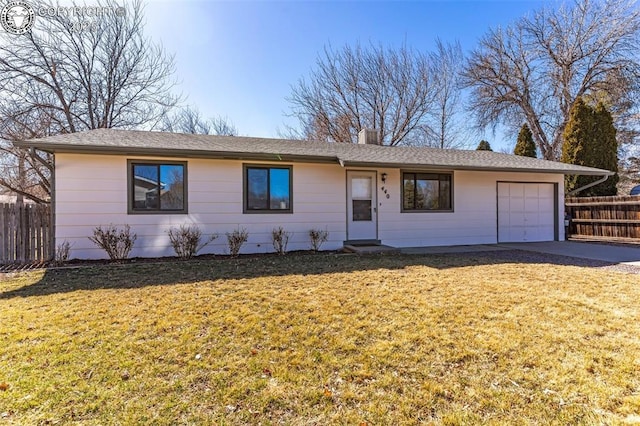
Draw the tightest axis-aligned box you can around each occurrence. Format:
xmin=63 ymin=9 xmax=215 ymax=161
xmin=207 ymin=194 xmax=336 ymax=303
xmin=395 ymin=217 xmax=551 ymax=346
xmin=0 ymin=252 xmax=639 ymax=425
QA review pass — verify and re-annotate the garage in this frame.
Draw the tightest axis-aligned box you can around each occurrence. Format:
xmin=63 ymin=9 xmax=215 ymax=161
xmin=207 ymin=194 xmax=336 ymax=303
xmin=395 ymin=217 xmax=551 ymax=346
xmin=497 ymin=182 xmax=556 ymax=243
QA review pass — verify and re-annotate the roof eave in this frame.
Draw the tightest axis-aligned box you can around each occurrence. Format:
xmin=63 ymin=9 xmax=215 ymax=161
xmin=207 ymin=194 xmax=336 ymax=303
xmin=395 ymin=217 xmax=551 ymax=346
xmin=340 ymin=160 xmax=612 ymax=176
xmin=14 ymin=140 xmax=613 ymax=176
xmin=13 ymin=141 xmax=340 ymax=164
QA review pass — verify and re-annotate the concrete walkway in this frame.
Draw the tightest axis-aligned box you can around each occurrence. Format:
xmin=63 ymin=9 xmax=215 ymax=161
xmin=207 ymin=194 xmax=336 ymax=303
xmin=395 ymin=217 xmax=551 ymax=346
xmin=498 ymin=241 xmax=640 ymax=266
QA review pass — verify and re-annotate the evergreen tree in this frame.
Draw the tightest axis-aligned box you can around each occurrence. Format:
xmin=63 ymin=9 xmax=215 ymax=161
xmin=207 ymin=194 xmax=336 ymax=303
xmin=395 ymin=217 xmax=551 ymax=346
xmin=476 ymin=140 xmax=492 ymax=151
xmin=561 ymin=98 xmax=618 ymax=196
xmin=593 ymin=102 xmax=619 ymax=195
xmin=514 ymin=123 xmax=537 ymax=157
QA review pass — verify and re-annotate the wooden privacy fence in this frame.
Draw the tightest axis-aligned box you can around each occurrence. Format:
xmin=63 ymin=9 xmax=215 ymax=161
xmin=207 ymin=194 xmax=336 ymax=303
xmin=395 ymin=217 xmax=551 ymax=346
xmin=0 ymin=203 xmax=52 ymax=264
xmin=565 ymin=196 xmax=640 ymax=241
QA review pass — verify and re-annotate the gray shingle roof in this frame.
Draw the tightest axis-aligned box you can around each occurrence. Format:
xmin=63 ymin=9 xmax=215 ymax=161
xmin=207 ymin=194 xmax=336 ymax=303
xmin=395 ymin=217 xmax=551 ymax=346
xmin=16 ymin=128 xmax=612 ymax=176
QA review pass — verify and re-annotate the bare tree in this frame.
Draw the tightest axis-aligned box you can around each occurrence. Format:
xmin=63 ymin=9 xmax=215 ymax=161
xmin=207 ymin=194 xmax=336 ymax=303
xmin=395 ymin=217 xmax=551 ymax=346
xmin=160 ymin=106 xmax=237 ymax=136
xmin=0 ymin=0 xmax=180 ymax=202
xmin=426 ymin=39 xmax=471 ymax=149
xmin=618 ymin=144 xmax=640 ymax=193
xmin=0 ymin=111 xmax=54 ymax=204
xmin=288 ymin=43 xmax=435 ymax=146
xmin=160 ymin=106 xmax=212 ymax=135
xmin=210 ymin=115 xmax=238 ymax=136
xmin=462 ymin=0 xmax=640 ymax=160
xmin=160 ymin=106 xmax=238 ymax=136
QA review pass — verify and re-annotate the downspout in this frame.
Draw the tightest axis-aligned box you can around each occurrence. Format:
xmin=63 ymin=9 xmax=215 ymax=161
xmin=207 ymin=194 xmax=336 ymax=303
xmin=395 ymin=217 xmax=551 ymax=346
xmin=567 ymin=174 xmax=611 ymax=196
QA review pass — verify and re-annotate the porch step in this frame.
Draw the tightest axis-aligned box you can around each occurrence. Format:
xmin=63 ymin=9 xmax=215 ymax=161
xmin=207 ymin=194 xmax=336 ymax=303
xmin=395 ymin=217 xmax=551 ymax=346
xmin=343 ymin=241 xmax=400 ymax=254
xmin=343 ymin=239 xmax=382 ymax=246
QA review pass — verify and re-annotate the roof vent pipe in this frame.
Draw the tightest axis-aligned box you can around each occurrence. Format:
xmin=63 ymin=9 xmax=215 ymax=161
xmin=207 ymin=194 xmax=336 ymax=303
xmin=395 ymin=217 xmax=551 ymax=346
xmin=358 ymin=128 xmax=380 ymax=145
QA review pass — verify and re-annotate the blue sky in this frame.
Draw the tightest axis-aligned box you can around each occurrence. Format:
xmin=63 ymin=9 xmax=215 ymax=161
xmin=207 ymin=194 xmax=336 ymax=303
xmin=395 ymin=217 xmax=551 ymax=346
xmin=144 ymin=0 xmax=547 ymax=151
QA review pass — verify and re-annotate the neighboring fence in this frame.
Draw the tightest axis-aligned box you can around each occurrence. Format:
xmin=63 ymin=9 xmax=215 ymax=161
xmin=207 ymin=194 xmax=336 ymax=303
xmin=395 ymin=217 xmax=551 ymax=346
xmin=565 ymin=196 xmax=640 ymax=241
xmin=0 ymin=203 xmax=52 ymax=264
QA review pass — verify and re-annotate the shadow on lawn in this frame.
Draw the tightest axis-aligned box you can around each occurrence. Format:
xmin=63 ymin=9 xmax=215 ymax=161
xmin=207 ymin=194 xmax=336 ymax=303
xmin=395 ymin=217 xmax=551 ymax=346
xmin=0 ymin=250 xmax=617 ymax=299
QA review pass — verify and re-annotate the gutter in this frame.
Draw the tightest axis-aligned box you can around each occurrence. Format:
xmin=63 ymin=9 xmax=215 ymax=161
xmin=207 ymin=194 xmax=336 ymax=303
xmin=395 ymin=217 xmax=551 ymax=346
xmin=567 ymin=174 xmax=611 ymax=196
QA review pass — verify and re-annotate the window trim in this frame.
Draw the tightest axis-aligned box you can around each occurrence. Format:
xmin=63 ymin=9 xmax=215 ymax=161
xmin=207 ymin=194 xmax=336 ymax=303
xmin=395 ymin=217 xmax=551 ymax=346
xmin=127 ymin=159 xmax=188 ymax=215
xmin=400 ymin=170 xmax=454 ymax=213
xmin=243 ymin=164 xmax=293 ymax=214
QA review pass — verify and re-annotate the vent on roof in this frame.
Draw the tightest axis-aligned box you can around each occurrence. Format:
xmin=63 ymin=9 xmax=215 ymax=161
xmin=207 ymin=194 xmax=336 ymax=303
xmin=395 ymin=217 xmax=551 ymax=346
xmin=358 ymin=128 xmax=380 ymax=145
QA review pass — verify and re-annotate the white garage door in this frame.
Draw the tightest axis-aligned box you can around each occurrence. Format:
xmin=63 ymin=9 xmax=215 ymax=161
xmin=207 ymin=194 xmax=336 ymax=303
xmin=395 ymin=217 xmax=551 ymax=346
xmin=498 ymin=182 xmax=555 ymax=243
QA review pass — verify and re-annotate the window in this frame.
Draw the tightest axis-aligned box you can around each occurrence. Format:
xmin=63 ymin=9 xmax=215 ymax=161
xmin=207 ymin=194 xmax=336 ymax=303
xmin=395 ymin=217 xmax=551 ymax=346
xmin=402 ymin=172 xmax=452 ymax=211
xmin=351 ymin=177 xmax=373 ymax=221
xmin=128 ymin=161 xmax=186 ymax=213
xmin=244 ymin=165 xmax=292 ymax=213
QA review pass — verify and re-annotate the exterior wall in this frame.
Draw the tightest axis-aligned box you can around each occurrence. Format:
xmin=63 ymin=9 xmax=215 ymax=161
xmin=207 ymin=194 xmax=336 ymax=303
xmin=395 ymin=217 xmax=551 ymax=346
xmin=55 ymin=153 xmax=566 ymax=259
xmin=374 ymin=168 xmax=565 ymax=247
xmin=55 ymin=154 xmax=346 ymax=259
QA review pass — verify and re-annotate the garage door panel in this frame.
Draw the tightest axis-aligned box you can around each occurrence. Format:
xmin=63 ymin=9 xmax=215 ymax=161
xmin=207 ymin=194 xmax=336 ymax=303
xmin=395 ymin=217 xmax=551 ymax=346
xmin=525 ymin=213 xmax=540 ymax=227
xmin=509 ymin=212 xmax=525 ymax=226
xmin=524 ymin=184 xmax=539 ymax=197
xmin=511 ymin=200 xmax=525 ymax=213
xmin=498 ymin=183 xmax=555 ymax=243
xmin=539 ymin=209 xmax=555 ymax=226
xmin=524 ymin=201 xmax=540 ymax=215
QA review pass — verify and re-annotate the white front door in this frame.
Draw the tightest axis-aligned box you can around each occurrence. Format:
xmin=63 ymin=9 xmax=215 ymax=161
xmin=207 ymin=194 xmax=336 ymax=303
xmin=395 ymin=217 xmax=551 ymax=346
xmin=347 ymin=171 xmax=378 ymax=240
xmin=498 ymin=182 xmax=556 ymax=242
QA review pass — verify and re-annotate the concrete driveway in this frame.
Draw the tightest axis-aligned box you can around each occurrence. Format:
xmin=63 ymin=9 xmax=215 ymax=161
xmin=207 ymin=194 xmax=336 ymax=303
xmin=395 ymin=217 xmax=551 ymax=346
xmin=400 ymin=241 xmax=640 ymax=267
xmin=497 ymin=241 xmax=640 ymax=266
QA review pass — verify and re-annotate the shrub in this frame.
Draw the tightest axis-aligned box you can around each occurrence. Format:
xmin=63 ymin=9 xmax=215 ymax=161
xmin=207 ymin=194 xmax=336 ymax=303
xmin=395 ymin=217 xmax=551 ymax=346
xmin=54 ymin=240 xmax=72 ymax=265
xmin=167 ymin=224 xmax=218 ymax=260
xmin=309 ymin=228 xmax=329 ymax=252
xmin=271 ymin=226 xmax=291 ymax=255
xmin=88 ymin=224 xmax=137 ymax=261
xmin=226 ymin=227 xmax=248 ymax=257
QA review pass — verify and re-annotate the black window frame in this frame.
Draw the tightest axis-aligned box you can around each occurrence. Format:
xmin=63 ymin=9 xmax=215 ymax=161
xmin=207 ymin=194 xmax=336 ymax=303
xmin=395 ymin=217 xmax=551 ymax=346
xmin=401 ymin=171 xmax=453 ymax=212
xmin=127 ymin=160 xmax=188 ymax=214
xmin=243 ymin=164 xmax=293 ymax=214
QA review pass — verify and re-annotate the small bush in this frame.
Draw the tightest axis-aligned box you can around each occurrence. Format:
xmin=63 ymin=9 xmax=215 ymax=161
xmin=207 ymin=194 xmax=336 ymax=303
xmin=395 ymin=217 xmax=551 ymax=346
xmin=271 ymin=226 xmax=291 ymax=255
xmin=54 ymin=240 xmax=72 ymax=265
xmin=226 ymin=227 xmax=248 ymax=257
xmin=167 ymin=224 xmax=218 ymax=260
xmin=309 ymin=228 xmax=329 ymax=252
xmin=88 ymin=224 xmax=137 ymax=261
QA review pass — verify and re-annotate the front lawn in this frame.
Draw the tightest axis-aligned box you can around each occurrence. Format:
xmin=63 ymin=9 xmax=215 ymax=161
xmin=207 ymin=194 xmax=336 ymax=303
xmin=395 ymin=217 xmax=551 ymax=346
xmin=0 ymin=252 xmax=639 ymax=424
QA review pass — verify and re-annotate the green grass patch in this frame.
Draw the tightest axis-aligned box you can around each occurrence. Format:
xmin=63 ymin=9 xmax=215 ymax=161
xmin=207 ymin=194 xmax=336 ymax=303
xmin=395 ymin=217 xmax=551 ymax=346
xmin=0 ymin=252 xmax=639 ymax=424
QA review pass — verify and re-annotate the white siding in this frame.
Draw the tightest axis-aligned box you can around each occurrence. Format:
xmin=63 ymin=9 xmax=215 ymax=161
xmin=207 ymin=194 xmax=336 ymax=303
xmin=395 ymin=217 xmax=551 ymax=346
xmin=55 ymin=154 xmax=346 ymax=259
xmin=54 ymin=154 xmax=566 ymax=259
xmin=375 ymin=169 xmax=564 ymax=248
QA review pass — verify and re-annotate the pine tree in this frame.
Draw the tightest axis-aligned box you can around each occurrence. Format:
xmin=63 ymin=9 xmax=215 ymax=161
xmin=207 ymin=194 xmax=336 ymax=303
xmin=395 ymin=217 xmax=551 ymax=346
xmin=561 ymin=98 xmax=618 ymax=196
xmin=592 ymin=102 xmax=618 ymax=195
xmin=476 ymin=140 xmax=492 ymax=151
xmin=514 ymin=123 xmax=537 ymax=157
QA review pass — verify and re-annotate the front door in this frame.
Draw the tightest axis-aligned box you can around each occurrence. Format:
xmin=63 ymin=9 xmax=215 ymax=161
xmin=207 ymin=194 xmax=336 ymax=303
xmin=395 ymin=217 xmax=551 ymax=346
xmin=347 ymin=171 xmax=378 ymax=240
